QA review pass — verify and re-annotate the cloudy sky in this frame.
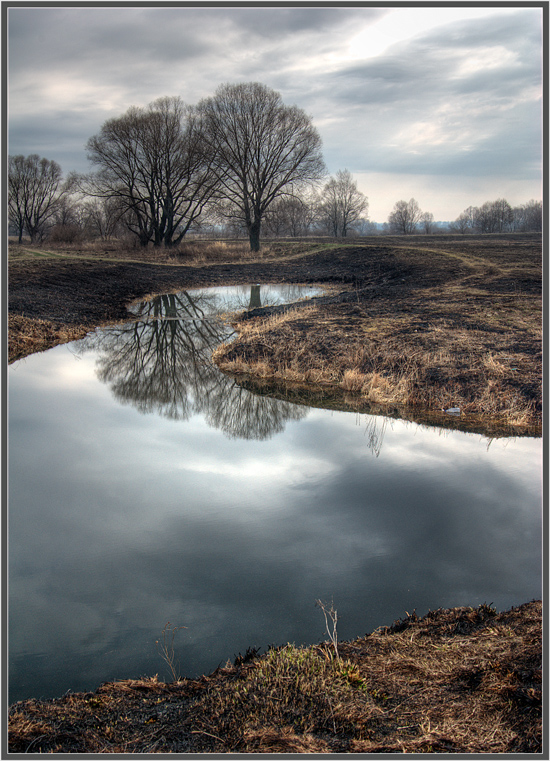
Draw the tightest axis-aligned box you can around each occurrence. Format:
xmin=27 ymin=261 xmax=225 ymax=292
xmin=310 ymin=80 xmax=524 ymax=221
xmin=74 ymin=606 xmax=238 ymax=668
xmin=7 ymin=3 xmax=543 ymax=222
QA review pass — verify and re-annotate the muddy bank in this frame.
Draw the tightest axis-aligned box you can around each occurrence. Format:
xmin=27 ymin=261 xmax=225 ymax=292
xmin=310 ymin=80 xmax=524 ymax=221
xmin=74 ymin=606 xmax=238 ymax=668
xmin=8 ymin=601 xmax=541 ymax=754
xmin=8 ymin=235 xmax=541 ymax=435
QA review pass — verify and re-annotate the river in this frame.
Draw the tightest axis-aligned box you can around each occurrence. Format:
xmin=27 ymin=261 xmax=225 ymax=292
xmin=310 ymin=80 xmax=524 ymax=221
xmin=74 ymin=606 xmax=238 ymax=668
xmin=8 ymin=285 xmax=542 ymax=703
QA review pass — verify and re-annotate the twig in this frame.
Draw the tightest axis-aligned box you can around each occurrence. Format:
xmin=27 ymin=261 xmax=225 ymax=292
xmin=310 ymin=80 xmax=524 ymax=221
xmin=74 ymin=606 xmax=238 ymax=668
xmin=191 ymin=729 xmax=226 ymax=744
xmin=156 ymin=622 xmax=187 ymax=682
xmin=316 ymin=598 xmax=339 ymax=660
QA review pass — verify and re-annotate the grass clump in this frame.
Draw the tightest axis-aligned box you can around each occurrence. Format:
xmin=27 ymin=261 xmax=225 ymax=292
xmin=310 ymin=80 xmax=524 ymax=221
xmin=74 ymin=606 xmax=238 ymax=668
xmin=187 ymin=644 xmax=380 ymax=752
xmin=8 ymin=314 xmax=90 ymax=363
xmin=187 ymin=601 xmax=541 ymax=754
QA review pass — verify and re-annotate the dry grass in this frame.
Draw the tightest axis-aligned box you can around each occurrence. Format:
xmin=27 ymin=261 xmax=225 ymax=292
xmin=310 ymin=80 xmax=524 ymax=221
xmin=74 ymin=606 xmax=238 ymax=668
xmin=189 ymin=601 xmax=541 ymax=754
xmin=8 ymin=601 xmax=541 ymax=754
xmin=7 ymin=315 xmax=91 ymax=362
xmin=214 ymin=265 xmax=541 ymax=435
xmin=214 ymin=317 xmax=540 ymax=433
xmin=8 ymin=237 xmax=318 ymax=267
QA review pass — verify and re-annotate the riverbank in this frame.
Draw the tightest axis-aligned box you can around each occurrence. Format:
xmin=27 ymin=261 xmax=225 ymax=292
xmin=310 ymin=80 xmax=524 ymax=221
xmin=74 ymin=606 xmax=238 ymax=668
xmin=7 ymin=234 xmax=542 ymax=435
xmin=7 ymin=237 xmax=543 ymax=752
xmin=8 ymin=601 xmax=542 ymax=753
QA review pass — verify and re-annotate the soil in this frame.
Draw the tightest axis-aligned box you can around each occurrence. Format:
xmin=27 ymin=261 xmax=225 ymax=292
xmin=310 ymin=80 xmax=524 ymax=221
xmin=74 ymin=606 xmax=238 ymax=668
xmin=8 ymin=233 xmax=541 ymax=435
xmin=8 ymin=601 xmax=542 ymax=754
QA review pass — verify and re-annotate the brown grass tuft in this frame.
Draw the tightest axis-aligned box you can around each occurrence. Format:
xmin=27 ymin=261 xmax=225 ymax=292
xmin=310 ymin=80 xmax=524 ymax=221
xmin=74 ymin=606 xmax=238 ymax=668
xmin=8 ymin=315 xmax=90 ymax=363
xmin=244 ymin=725 xmax=331 ymax=753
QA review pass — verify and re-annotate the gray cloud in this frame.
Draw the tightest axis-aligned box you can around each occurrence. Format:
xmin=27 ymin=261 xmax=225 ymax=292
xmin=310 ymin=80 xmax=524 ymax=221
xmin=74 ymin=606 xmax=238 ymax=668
xmin=7 ymin=5 xmax=542 ymax=219
xmin=311 ymin=10 xmax=542 ymax=181
xmin=326 ymin=13 xmax=540 ymax=109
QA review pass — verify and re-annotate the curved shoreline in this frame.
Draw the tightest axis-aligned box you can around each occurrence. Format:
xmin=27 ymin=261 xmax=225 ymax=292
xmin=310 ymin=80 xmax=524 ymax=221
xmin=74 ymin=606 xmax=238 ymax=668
xmin=7 ymin=237 xmax=543 ymax=752
xmin=9 ymin=601 xmax=542 ymax=753
xmin=8 ymin=235 xmax=542 ymax=436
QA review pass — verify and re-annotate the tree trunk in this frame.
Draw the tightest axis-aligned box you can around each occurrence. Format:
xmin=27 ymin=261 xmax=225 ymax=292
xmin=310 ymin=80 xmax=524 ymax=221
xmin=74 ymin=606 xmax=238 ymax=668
xmin=248 ymin=219 xmax=261 ymax=252
xmin=248 ymin=285 xmax=261 ymax=309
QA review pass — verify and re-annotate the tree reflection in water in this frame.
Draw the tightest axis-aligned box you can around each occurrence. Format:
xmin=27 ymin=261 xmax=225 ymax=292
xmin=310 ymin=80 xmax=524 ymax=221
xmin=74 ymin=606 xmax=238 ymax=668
xmin=128 ymin=284 xmax=315 ymax=321
xmin=76 ymin=287 xmax=308 ymax=440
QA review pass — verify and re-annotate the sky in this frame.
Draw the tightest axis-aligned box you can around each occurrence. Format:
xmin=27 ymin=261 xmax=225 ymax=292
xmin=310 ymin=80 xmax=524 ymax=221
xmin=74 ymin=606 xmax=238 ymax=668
xmin=7 ymin=3 xmax=544 ymax=222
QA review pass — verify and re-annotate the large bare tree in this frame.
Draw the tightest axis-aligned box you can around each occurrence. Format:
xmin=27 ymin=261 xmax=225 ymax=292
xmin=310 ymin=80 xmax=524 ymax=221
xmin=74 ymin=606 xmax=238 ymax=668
xmin=318 ymin=169 xmax=368 ymax=237
xmin=85 ymin=97 xmax=218 ymax=247
xmin=197 ymin=82 xmax=326 ymax=251
xmin=8 ymin=154 xmax=74 ymax=243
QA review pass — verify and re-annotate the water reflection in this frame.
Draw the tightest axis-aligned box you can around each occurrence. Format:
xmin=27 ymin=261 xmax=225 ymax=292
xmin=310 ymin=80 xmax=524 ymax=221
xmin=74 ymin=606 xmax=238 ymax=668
xmin=128 ymin=284 xmax=321 ymax=320
xmin=8 ymin=285 xmax=542 ymax=705
xmin=76 ymin=286 xmax=316 ymax=439
xmin=249 ymin=284 xmax=262 ymax=309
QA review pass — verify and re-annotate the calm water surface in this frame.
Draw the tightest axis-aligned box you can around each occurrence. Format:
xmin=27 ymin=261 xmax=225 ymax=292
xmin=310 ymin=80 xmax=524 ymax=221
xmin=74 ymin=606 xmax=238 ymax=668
xmin=9 ymin=285 xmax=542 ymax=703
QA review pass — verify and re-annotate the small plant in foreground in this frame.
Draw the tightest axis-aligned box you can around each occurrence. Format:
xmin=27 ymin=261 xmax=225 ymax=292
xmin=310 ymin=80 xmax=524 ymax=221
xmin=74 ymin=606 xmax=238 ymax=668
xmin=316 ymin=598 xmax=339 ymax=660
xmin=156 ymin=621 xmax=186 ymax=682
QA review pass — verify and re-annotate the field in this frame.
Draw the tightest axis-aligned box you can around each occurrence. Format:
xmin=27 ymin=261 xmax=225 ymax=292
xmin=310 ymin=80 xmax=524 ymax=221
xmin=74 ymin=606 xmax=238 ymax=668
xmin=8 ymin=233 xmax=542 ymax=435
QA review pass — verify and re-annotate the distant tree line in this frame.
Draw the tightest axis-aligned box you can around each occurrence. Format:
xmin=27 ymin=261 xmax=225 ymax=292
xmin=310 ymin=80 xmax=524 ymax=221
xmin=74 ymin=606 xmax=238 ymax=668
xmin=382 ymin=196 xmax=542 ymax=235
xmin=8 ymin=82 xmax=542 ymax=248
xmin=450 ymin=198 xmax=542 ymax=234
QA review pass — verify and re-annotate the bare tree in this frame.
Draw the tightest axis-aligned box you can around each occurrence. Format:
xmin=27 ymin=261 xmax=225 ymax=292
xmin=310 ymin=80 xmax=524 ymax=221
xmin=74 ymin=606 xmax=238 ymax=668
xmin=512 ymin=199 xmax=542 ymax=232
xmin=387 ymin=198 xmax=422 ymax=235
xmin=8 ymin=154 xmax=74 ymax=243
xmin=197 ymin=82 xmax=325 ymax=251
xmin=451 ymin=206 xmax=479 ymax=234
xmin=263 ymin=191 xmax=316 ymax=237
xmin=318 ymin=169 xmax=368 ymax=237
xmin=420 ymin=211 xmax=435 ymax=234
xmin=525 ymin=199 xmax=542 ymax=231
xmin=47 ymin=194 xmax=91 ymax=243
xmin=354 ymin=218 xmax=379 ymax=235
xmin=450 ymin=212 xmax=472 ymax=234
xmin=85 ymin=96 xmax=218 ymax=247
xmin=492 ymin=198 xmax=514 ymax=232
xmin=472 ymin=199 xmax=513 ymax=233
xmin=81 ymin=197 xmax=126 ymax=241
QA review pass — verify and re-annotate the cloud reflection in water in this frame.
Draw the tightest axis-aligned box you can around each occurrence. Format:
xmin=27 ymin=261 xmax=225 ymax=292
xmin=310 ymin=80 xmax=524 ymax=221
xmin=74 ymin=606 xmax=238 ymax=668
xmin=8 ymin=286 xmax=542 ymax=703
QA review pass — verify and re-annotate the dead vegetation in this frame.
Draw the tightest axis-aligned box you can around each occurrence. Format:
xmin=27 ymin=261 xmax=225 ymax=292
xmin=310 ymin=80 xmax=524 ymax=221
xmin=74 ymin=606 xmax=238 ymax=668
xmin=8 ymin=234 xmax=542 ymax=431
xmin=8 ymin=236 xmax=321 ymax=267
xmin=214 ymin=292 xmax=541 ymax=434
xmin=8 ymin=601 xmax=541 ymax=754
xmin=7 ymin=314 xmax=90 ymax=363
xmin=212 ymin=235 xmax=542 ymax=435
